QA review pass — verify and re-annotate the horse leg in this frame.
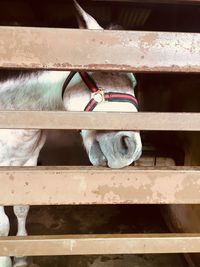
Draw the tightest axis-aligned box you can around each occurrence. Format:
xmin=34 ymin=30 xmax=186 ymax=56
xmin=13 ymin=205 xmax=30 ymax=267
xmin=0 ymin=206 xmax=12 ymax=267
xmin=13 ymin=130 xmax=46 ymax=267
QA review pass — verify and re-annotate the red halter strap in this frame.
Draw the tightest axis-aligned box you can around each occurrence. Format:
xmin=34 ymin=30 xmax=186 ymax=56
xmin=79 ymin=71 xmax=98 ymax=93
xmin=62 ymin=71 xmax=139 ymax=112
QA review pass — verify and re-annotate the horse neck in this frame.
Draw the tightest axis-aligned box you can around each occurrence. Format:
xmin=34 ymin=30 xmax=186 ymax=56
xmin=0 ymin=71 xmax=70 ymax=110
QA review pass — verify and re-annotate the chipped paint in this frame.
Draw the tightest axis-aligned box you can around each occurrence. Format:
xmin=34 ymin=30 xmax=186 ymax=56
xmin=0 ymin=167 xmax=200 ymax=205
xmin=138 ymin=32 xmax=158 ymax=54
xmin=0 ymin=27 xmax=200 ymax=73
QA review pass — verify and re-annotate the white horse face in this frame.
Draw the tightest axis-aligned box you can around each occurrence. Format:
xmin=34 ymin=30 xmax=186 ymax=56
xmin=63 ymin=1 xmax=142 ymax=168
xmin=63 ymin=71 xmax=142 ymax=168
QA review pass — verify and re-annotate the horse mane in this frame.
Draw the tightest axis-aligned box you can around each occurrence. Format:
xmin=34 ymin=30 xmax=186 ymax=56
xmin=0 ymin=70 xmax=41 ymax=83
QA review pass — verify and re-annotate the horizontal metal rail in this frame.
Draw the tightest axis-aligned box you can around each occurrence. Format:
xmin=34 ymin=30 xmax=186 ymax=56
xmin=0 ymin=111 xmax=200 ymax=131
xmin=1 ymin=166 xmax=200 ymax=205
xmin=0 ymin=27 xmax=200 ymax=72
xmin=1 ymin=233 xmax=200 ymax=256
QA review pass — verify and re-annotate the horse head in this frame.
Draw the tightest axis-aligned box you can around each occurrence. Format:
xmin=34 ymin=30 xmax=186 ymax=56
xmin=63 ymin=1 xmax=142 ymax=168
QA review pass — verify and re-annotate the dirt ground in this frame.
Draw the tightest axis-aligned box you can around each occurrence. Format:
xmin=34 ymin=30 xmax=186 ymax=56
xmin=7 ymin=205 xmax=188 ymax=267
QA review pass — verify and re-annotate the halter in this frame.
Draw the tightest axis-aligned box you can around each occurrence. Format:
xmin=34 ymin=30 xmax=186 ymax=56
xmin=62 ymin=71 xmax=139 ymax=112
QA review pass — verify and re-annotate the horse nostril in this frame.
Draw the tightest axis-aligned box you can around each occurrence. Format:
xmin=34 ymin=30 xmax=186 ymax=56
xmin=115 ymin=135 xmax=136 ymax=157
xmin=120 ymin=136 xmax=129 ymax=155
xmin=122 ymin=136 xmax=129 ymax=149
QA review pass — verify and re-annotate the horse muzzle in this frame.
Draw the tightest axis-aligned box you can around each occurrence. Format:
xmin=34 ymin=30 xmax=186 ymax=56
xmin=89 ymin=131 xmax=142 ymax=168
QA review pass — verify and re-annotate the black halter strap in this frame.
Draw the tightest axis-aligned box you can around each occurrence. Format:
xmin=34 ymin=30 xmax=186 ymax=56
xmin=62 ymin=71 xmax=139 ymax=111
xmin=61 ymin=71 xmax=76 ymax=99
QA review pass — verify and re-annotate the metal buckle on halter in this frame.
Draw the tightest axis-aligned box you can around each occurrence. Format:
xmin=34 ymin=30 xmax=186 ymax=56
xmin=91 ymin=88 xmax=105 ymax=103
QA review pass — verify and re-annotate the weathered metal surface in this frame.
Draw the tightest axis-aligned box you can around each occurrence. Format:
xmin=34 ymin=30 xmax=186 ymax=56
xmin=0 ymin=111 xmax=200 ymax=131
xmin=1 ymin=166 xmax=200 ymax=205
xmin=0 ymin=233 xmax=200 ymax=256
xmin=0 ymin=27 xmax=200 ymax=72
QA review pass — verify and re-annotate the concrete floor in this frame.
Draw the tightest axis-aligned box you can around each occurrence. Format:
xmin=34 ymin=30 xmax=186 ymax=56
xmin=8 ymin=205 xmax=188 ymax=267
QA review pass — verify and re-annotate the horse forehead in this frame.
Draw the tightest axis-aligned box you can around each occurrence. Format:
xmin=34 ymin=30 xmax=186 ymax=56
xmin=67 ymin=72 xmax=136 ymax=97
xmin=94 ymin=72 xmax=133 ymax=86
xmin=69 ymin=72 xmax=134 ymax=95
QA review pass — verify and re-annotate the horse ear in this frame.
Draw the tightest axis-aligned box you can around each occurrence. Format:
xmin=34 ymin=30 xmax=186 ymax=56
xmin=73 ymin=0 xmax=103 ymax=30
xmin=127 ymin=73 xmax=137 ymax=88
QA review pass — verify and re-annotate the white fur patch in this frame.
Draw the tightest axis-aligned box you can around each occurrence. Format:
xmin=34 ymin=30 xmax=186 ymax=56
xmin=93 ymin=101 xmax=138 ymax=112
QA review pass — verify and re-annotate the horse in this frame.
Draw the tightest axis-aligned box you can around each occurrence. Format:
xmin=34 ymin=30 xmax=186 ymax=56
xmin=0 ymin=1 xmax=142 ymax=266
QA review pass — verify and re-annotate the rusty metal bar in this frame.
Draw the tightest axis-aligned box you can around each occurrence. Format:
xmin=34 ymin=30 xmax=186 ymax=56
xmin=1 ymin=233 xmax=200 ymax=256
xmin=0 ymin=27 xmax=200 ymax=72
xmin=1 ymin=166 xmax=200 ymax=205
xmin=0 ymin=111 xmax=200 ymax=131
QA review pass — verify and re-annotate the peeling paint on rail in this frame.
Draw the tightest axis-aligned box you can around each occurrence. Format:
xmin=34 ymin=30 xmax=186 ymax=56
xmin=0 ymin=166 xmax=200 ymax=205
xmin=0 ymin=27 xmax=200 ymax=72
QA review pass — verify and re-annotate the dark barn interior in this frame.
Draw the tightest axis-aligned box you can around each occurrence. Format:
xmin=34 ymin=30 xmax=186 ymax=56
xmin=0 ymin=0 xmax=200 ymax=32
xmin=1 ymin=0 xmax=200 ymax=266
